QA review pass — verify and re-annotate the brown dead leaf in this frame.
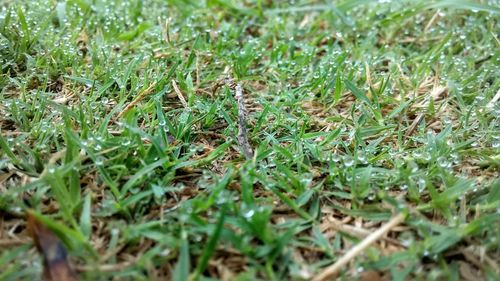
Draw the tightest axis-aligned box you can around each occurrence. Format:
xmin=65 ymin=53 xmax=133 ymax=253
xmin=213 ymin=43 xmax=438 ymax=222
xmin=27 ymin=212 xmax=79 ymax=281
xmin=459 ymin=261 xmax=484 ymax=281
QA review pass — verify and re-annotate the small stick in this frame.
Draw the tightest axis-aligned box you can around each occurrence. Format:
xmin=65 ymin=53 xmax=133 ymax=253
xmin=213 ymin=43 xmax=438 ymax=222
xmin=312 ymin=213 xmax=405 ymax=281
xmin=117 ymin=82 xmax=157 ymax=118
xmin=233 ymin=83 xmax=253 ymax=159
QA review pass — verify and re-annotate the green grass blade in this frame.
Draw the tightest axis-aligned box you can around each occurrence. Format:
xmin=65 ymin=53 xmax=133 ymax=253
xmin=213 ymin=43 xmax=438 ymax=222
xmin=193 ymin=206 xmax=226 ymax=280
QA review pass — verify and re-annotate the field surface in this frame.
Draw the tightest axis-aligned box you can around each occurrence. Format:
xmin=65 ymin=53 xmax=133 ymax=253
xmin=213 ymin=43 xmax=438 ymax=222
xmin=0 ymin=0 xmax=499 ymax=280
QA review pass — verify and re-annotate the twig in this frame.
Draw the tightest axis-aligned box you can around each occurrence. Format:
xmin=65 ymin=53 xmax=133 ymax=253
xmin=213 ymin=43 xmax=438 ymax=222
xmin=171 ymin=80 xmax=189 ymax=108
xmin=117 ymin=82 xmax=157 ymax=118
xmin=312 ymin=213 xmax=405 ymax=281
xmin=231 ymin=82 xmax=253 ymax=159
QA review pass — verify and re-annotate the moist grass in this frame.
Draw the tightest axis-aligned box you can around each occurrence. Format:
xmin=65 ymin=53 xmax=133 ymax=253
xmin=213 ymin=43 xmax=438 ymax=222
xmin=0 ymin=0 xmax=499 ymax=280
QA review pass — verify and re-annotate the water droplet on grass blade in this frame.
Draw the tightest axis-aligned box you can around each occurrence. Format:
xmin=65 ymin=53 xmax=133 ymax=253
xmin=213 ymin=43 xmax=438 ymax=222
xmin=243 ymin=209 xmax=255 ymax=219
xmin=418 ymin=179 xmax=426 ymax=192
xmin=331 ymin=153 xmax=341 ymax=162
xmin=437 ymin=157 xmax=450 ymax=168
xmin=357 ymin=152 xmax=368 ymax=164
xmin=343 ymin=156 xmax=355 ymax=167
xmin=492 ymin=140 xmax=500 ymax=148
xmin=95 ymin=157 xmax=104 ymax=166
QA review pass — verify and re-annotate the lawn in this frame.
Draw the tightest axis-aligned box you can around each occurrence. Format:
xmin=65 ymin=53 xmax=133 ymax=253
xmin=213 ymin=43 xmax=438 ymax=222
xmin=0 ymin=0 xmax=499 ymax=280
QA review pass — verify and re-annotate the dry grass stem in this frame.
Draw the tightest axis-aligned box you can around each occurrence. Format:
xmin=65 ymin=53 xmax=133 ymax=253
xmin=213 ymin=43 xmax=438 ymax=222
xmin=405 ymin=84 xmax=447 ymax=140
xmin=117 ymin=82 xmax=157 ymax=118
xmin=312 ymin=213 xmax=406 ymax=281
xmin=486 ymin=89 xmax=500 ymax=109
xmin=171 ymin=80 xmax=189 ymax=108
xmin=323 ymin=216 xmax=405 ymax=247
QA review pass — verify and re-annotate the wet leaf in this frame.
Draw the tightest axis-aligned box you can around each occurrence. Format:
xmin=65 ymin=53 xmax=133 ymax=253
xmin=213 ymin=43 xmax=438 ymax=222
xmin=27 ymin=212 xmax=79 ymax=281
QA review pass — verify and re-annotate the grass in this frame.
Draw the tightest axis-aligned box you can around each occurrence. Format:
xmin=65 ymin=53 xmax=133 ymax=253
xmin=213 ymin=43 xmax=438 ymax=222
xmin=0 ymin=0 xmax=499 ymax=280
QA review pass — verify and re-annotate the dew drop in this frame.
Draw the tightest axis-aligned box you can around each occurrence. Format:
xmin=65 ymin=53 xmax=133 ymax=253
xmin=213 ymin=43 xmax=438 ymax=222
xmin=331 ymin=153 xmax=341 ymax=163
xmin=95 ymin=157 xmax=104 ymax=166
xmin=343 ymin=156 xmax=355 ymax=167
xmin=437 ymin=157 xmax=450 ymax=168
xmin=243 ymin=209 xmax=255 ymax=219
